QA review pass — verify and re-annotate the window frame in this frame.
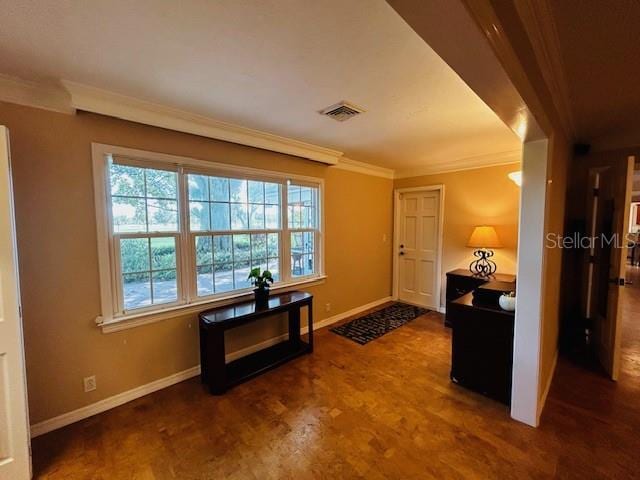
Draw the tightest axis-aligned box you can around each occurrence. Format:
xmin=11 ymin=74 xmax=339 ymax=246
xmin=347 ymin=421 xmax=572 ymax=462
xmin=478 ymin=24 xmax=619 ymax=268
xmin=93 ymin=143 xmax=325 ymax=332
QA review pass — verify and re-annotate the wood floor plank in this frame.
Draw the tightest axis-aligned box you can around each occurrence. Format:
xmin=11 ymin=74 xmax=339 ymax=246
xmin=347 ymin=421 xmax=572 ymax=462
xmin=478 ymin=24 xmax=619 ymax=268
xmin=32 ymin=278 xmax=640 ymax=479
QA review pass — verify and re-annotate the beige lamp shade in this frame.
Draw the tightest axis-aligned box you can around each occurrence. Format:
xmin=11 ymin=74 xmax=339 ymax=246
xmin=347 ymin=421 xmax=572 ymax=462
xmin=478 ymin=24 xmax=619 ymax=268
xmin=467 ymin=225 xmax=502 ymax=248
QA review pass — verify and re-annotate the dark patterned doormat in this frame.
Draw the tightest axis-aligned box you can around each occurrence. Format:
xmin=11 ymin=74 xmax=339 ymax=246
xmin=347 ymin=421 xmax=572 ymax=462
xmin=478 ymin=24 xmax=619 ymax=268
xmin=330 ymin=302 xmax=429 ymax=345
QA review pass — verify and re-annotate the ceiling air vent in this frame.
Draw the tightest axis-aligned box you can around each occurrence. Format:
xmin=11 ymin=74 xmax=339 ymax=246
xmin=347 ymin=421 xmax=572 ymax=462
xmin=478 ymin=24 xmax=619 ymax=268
xmin=319 ymin=101 xmax=365 ymax=122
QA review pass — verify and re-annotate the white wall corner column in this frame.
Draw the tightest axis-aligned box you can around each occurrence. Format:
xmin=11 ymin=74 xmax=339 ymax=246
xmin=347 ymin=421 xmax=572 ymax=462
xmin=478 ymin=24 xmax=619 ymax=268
xmin=511 ymin=139 xmax=549 ymax=427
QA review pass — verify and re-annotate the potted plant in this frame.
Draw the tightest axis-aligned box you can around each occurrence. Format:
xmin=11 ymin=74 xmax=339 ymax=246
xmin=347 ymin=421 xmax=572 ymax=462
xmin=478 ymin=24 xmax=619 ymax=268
xmin=248 ymin=267 xmax=274 ymax=306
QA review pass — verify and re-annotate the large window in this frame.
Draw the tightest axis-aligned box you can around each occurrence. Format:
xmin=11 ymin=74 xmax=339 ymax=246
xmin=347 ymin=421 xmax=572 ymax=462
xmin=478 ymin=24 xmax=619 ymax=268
xmin=96 ymin=147 xmax=323 ymax=323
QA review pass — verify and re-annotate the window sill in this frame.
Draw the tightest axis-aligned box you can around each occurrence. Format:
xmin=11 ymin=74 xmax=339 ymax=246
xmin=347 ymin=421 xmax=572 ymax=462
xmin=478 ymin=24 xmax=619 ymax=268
xmin=99 ymin=275 xmax=327 ymax=333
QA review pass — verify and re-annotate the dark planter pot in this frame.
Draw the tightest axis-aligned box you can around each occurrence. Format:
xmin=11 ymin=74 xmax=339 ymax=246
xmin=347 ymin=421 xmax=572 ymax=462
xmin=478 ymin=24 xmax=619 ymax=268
xmin=253 ymin=287 xmax=270 ymax=307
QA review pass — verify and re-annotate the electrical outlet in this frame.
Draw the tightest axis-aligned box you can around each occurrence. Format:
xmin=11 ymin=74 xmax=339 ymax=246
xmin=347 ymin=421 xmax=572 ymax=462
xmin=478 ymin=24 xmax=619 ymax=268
xmin=325 ymin=303 xmax=331 ymax=312
xmin=83 ymin=375 xmax=96 ymax=393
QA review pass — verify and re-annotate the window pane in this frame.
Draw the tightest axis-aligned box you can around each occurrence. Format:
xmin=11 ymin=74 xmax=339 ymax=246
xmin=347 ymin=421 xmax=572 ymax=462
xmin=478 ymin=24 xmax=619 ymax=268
xmin=251 ymin=233 xmax=267 ymax=260
xmin=301 ymin=187 xmax=312 ymax=205
xmin=210 ymin=177 xmax=229 ymax=202
xmin=110 ymin=163 xmax=145 ymax=197
xmin=265 ymin=183 xmax=280 ymax=204
xmin=248 ymin=181 xmax=264 ymax=203
xmin=302 ymin=206 xmax=316 ymax=229
xmin=147 ymin=199 xmax=178 ymax=232
xmin=249 ymin=204 xmax=265 ymax=230
xmin=189 ymin=201 xmax=210 ymax=231
xmin=291 ymin=231 xmax=315 ymax=277
xmin=195 ymin=236 xmax=213 ymax=266
xmin=112 ymin=197 xmax=147 ymax=233
xmin=230 ymin=203 xmax=248 ymax=230
xmin=152 ymin=270 xmax=177 ymax=304
xmin=213 ymin=235 xmax=232 ymax=263
xmin=302 ymin=254 xmax=314 ymax=276
xmin=211 ymin=203 xmax=231 ymax=231
xmin=267 ymin=258 xmax=280 ymax=282
xmin=288 ymin=184 xmax=318 ymax=230
xmin=267 ymin=233 xmax=279 ymax=258
xmin=303 ymin=231 xmax=314 ymax=254
xmin=188 ymin=174 xmax=209 ymax=201
xmin=291 ymin=250 xmax=304 ymax=277
xmin=288 ymin=205 xmax=302 ymax=229
xmin=229 ymin=179 xmax=247 ymax=203
xmin=123 ymin=272 xmax=151 ymax=310
xmin=291 ymin=231 xmax=304 ymax=251
xmin=233 ymin=261 xmax=251 ymax=289
xmin=196 ymin=264 xmax=214 ymax=296
xmin=214 ymin=263 xmax=234 ymax=293
xmin=265 ymin=205 xmax=280 ymax=229
xmin=146 ymin=169 xmax=177 ymax=199
xmin=288 ymin=184 xmax=301 ymax=205
xmin=120 ymin=238 xmax=149 ymax=273
xmin=150 ymin=237 xmax=176 ymax=270
xmin=233 ymin=234 xmax=250 ymax=261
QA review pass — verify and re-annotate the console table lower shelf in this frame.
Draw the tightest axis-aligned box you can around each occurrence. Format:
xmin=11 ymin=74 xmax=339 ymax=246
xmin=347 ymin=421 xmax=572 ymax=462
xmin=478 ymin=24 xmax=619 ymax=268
xmin=199 ymin=291 xmax=313 ymax=395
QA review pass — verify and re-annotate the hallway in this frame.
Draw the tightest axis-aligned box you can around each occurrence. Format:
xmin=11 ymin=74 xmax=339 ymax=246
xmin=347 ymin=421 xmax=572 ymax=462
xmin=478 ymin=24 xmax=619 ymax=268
xmin=539 ymin=265 xmax=640 ymax=477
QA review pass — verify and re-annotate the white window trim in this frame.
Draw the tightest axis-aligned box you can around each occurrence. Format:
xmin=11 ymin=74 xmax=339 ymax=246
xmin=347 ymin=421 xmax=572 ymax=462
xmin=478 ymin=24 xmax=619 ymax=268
xmin=92 ymin=143 xmax=326 ymax=333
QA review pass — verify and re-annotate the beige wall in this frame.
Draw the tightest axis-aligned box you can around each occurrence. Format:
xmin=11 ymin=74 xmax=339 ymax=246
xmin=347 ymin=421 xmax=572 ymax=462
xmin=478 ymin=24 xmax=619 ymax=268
xmin=394 ymin=163 xmax=521 ymax=307
xmin=0 ymin=102 xmax=394 ymax=424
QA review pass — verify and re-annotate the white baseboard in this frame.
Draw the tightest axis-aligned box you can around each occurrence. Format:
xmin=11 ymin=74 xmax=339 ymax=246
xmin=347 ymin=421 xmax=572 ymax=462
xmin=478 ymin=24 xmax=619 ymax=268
xmin=30 ymin=296 xmax=392 ymax=438
xmin=536 ymin=350 xmax=558 ymax=423
xmin=29 ymin=365 xmax=201 ymax=438
xmin=304 ymin=296 xmax=393 ymax=333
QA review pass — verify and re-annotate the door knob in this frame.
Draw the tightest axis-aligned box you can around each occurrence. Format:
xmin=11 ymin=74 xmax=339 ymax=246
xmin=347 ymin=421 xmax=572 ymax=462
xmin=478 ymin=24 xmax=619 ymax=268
xmin=399 ymin=251 xmax=405 ymax=256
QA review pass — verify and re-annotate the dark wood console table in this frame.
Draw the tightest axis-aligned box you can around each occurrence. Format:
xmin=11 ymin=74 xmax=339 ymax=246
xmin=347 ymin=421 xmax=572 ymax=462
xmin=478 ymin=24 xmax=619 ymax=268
xmin=199 ymin=291 xmax=313 ymax=395
xmin=445 ymin=269 xmax=516 ymax=327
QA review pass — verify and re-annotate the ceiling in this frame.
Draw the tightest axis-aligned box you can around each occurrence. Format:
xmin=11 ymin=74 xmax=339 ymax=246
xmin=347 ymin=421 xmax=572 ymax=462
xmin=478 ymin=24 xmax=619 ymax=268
xmin=546 ymin=0 xmax=640 ymax=148
xmin=0 ymin=0 xmax=520 ymax=172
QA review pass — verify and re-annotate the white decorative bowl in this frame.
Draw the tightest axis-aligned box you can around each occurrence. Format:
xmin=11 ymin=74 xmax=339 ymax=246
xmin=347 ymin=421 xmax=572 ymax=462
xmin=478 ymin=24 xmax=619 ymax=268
xmin=499 ymin=294 xmax=516 ymax=312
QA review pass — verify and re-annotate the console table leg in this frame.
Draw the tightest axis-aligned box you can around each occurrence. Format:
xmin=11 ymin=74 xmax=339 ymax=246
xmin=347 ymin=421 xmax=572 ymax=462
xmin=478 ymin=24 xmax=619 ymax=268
xmin=206 ymin=329 xmax=227 ymax=395
xmin=307 ymin=300 xmax=314 ymax=352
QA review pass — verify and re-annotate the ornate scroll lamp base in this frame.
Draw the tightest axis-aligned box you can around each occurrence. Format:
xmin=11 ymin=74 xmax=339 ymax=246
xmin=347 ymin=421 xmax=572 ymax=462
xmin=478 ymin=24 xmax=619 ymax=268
xmin=469 ymin=249 xmax=497 ymax=277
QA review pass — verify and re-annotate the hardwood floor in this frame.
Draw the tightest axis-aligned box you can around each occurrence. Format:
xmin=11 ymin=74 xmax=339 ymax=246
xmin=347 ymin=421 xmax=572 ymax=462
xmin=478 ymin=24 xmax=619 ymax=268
xmin=32 ymin=287 xmax=640 ymax=479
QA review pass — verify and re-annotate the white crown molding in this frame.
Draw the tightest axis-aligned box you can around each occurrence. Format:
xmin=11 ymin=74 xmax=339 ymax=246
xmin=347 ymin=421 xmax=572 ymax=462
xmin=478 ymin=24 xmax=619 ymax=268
xmin=333 ymin=157 xmax=395 ymax=179
xmin=0 ymin=74 xmax=74 ymax=114
xmin=1 ymin=76 xmax=523 ymax=180
xmin=515 ymin=0 xmax=576 ymax=139
xmin=62 ymin=80 xmax=342 ymax=165
xmin=393 ymin=150 xmax=522 ymax=179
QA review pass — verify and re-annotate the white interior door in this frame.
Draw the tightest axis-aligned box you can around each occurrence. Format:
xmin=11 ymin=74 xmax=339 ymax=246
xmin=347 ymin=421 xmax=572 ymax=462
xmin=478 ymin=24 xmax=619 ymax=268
xmin=587 ymin=155 xmax=634 ymax=380
xmin=0 ymin=126 xmax=31 ymax=480
xmin=396 ymin=189 xmax=441 ymax=309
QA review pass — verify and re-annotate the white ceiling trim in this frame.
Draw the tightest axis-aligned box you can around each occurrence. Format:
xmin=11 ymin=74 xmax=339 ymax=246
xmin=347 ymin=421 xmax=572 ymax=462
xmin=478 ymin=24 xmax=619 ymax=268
xmin=394 ymin=150 xmax=522 ymax=179
xmin=0 ymin=74 xmax=74 ymax=114
xmin=0 ymin=75 xmax=520 ymax=180
xmin=333 ymin=157 xmax=394 ymax=179
xmin=62 ymin=81 xmax=343 ymax=165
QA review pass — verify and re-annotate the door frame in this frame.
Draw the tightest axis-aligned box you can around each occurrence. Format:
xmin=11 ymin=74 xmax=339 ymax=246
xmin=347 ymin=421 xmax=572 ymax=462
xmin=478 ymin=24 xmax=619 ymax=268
xmin=392 ymin=185 xmax=445 ymax=311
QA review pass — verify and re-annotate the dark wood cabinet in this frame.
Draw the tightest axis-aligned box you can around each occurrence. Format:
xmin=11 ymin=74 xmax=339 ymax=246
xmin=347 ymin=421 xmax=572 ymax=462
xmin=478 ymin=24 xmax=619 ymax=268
xmin=445 ymin=269 xmax=515 ymax=327
xmin=448 ymin=292 xmax=515 ymax=405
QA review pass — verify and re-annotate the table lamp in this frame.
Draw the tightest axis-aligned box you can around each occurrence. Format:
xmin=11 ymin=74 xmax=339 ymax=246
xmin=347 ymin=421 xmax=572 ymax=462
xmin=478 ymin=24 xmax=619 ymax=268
xmin=467 ymin=225 xmax=502 ymax=277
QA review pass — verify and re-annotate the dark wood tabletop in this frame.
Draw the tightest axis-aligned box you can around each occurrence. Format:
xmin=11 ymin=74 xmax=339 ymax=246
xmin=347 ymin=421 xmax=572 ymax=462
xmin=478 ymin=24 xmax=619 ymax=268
xmin=200 ymin=291 xmax=312 ymax=329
